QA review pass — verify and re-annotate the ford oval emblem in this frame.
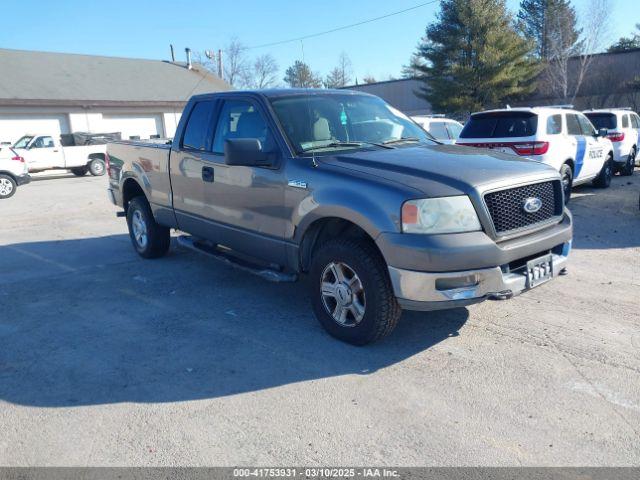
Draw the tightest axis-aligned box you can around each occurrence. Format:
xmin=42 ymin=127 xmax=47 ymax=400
xmin=523 ymin=197 xmax=543 ymax=213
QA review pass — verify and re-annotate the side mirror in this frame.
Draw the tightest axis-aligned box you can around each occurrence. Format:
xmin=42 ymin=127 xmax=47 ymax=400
xmin=597 ymin=128 xmax=608 ymax=138
xmin=224 ymin=138 xmax=272 ymax=166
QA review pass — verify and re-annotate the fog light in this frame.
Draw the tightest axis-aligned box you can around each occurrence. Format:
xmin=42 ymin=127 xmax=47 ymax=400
xmin=436 ymin=275 xmax=479 ymax=291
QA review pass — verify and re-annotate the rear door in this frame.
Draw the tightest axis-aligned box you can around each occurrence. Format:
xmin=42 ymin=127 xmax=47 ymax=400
xmin=457 ymin=111 xmax=538 ymax=155
xmin=577 ymin=113 xmax=605 ymax=178
xmin=169 ymin=99 xmax=218 ymax=238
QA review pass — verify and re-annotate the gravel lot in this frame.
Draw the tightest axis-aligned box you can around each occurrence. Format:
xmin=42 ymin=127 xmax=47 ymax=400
xmin=0 ymin=170 xmax=638 ymax=466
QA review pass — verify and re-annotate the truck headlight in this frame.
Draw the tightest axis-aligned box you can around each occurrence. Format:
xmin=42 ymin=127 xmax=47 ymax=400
xmin=401 ymin=196 xmax=482 ymax=234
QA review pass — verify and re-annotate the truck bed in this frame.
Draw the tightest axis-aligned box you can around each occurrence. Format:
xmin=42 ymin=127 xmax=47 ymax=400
xmin=107 ymin=140 xmax=173 ymax=212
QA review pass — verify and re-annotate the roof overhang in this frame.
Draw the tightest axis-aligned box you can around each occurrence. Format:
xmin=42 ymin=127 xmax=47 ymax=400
xmin=0 ymin=99 xmax=188 ymax=108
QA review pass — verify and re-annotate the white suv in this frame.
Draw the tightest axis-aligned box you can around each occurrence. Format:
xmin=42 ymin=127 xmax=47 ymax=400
xmin=0 ymin=147 xmax=30 ymax=199
xmin=457 ymin=107 xmax=614 ymax=202
xmin=411 ymin=115 xmax=464 ymax=144
xmin=584 ymin=108 xmax=639 ymax=176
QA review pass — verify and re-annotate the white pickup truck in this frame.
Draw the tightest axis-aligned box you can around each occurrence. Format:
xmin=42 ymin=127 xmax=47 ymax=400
xmin=12 ymin=133 xmax=109 ymax=176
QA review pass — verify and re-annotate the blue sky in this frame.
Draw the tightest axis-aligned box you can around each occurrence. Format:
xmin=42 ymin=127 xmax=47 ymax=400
xmin=0 ymin=0 xmax=637 ymax=84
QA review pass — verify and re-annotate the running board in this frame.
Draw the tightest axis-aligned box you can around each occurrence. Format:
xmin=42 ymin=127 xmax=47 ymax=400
xmin=176 ymin=235 xmax=297 ymax=283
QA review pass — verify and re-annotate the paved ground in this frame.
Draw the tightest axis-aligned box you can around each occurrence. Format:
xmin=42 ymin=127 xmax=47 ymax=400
xmin=0 ymin=170 xmax=639 ymax=466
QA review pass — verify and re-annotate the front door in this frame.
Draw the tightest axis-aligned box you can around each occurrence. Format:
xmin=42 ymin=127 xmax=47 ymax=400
xmin=577 ymin=113 xmax=605 ymax=178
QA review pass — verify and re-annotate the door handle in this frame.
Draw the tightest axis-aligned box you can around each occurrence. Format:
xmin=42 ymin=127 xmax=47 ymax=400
xmin=202 ymin=166 xmax=214 ymax=182
xmin=53 ymin=149 xmax=59 ymax=152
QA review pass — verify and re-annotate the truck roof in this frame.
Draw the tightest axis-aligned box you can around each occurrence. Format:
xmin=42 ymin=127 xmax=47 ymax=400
xmin=191 ymin=88 xmax=373 ymax=101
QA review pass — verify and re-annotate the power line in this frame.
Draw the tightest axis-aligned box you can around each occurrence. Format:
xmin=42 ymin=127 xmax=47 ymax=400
xmin=245 ymin=0 xmax=438 ymax=50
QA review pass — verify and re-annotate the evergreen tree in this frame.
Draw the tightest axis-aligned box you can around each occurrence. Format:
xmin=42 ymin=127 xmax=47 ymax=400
xmin=608 ymin=24 xmax=640 ymax=53
xmin=410 ymin=0 xmax=538 ymax=116
xmin=283 ymin=61 xmax=323 ymax=88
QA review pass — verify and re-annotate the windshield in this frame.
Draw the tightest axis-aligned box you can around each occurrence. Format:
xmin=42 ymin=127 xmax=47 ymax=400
xmin=13 ymin=135 xmax=34 ymax=149
xmin=270 ymin=94 xmax=435 ymax=154
xmin=584 ymin=113 xmax=617 ymax=130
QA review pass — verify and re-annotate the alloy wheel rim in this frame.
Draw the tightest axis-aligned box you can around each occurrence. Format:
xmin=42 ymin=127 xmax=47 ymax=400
xmin=131 ymin=210 xmax=148 ymax=249
xmin=0 ymin=178 xmax=13 ymax=196
xmin=93 ymin=162 xmax=104 ymax=174
xmin=320 ymin=261 xmax=366 ymax=327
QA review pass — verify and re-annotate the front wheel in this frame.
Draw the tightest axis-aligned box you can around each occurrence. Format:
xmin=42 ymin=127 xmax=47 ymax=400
xmin=310 ymin=237 xmax=401 ymax=345
xmin=560 ymin=163 xmax=573 ymax=204
xmin=620 ymin=148 xmax=635 ymax=176
xmin=0 ymin=174 xmax=16 ymax=199
xmin=126 ymin=196 xmax=170 ymax=258
xmin=593 ymin=154 xmax=613 ymax=188
xmin=88 ymin=158 xmax=106 ymax=176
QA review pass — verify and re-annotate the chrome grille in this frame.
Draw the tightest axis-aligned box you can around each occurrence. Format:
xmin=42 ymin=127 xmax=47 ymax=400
xmin=484 ymin=181 xmax=563 ymax=235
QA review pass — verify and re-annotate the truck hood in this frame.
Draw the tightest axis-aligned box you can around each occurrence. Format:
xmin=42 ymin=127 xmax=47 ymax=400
xmin=319 ymin=144 xmax=559 ymax=197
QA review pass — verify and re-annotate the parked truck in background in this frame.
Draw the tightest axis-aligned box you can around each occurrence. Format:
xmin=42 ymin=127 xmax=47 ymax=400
xmin=107 ymin=89 xmax=573 ymax=345
xmin=12 ymin=133 xmax=114 ymax=176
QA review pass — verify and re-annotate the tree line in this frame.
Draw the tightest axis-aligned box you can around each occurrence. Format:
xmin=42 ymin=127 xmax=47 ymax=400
xmin=196 ymin=0 xmax=640 ymax=113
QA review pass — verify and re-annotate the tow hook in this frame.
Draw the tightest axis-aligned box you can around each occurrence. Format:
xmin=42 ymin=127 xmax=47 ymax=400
xmin=488 ymin=290 xmax=513 ymax=301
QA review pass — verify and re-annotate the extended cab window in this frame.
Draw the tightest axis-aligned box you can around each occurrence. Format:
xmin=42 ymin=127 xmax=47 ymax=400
xmin=32 ymin=136 xmax=55 ymax=148
xmin=212 ymin=100 xmax=273 ymax=154
xmin=182 ymin=101 xmax=215 ymax=151
xmin=459 ymin=112 xmax=537 ymax=138
xmin=566 ymin=114 xmax=582 ymax=136
xmin=546 ymin=114 xmax=562 ymax=134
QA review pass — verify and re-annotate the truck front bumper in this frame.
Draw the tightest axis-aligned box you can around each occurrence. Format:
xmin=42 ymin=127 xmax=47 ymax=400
xmin=379 ymin=212 xmax=573 ymax=311
xmin=389 ymin=245 xmax=569 ymax=311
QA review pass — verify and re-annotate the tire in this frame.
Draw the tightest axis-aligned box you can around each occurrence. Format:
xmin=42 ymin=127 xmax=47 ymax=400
xmin=310 ymin=237 xmax=401 ymax=345
xmin=71 ymin=166 xmax=88 ymax=177
xmin=0 ymin=174 xmax=16 ymax=199
xmin=126 ymin=196 xmax=170 ymax=259
xmin=88 ymin=158 xmax=106 ymax=176
xmin=620 ymin=148 xmax=635 ymax=176
xmin=560 ymin=163 xmax=573 ymax=204
xmin=593 ymin=153 xmax=613 ymax=188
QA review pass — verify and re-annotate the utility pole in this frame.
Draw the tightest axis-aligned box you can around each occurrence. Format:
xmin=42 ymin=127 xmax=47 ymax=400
xmin=217 ymin=49 xmax=224 ymax=80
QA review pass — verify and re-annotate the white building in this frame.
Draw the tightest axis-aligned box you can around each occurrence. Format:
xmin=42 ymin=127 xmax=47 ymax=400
xmin=0 ymin=48 xmax=231 ymax=144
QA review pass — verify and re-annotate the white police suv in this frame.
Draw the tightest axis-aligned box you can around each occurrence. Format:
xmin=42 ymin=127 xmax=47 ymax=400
xmin=411 ymin=115 xmax=464 ymax=144
xmin=584 ymin=108 xmax=639 ymax=176
xmin=457 ymin=107 xmax=614 ymax=202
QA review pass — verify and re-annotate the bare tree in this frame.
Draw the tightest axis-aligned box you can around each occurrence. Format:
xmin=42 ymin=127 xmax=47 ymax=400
xmin=362 ymin=75 xmax=377 ymax=84
xmin=248 ymin=54 xmax=279 ymax=89
xmin=223 ymin=38 xmax=250 ymax=88
xmin=544 ymin=0 xmax=612 ymax=102
xmin=324 ymin=52 xmax=353 ymax=88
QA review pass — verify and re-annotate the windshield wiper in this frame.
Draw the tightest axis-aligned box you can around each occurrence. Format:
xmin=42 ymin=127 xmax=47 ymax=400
xmin=383 ymin=136 xmax=422 ymax=145
xmin=301 ymin=141 xmax=393 ymax=153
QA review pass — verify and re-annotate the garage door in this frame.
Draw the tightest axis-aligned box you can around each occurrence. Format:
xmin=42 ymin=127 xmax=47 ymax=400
xmin=0 ymin=114 xmax=70 ymax=144
xmin=100 ymin=114 xmax=164 ymax=140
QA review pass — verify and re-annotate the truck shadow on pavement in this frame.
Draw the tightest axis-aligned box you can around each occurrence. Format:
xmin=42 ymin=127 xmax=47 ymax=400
xmin=0 ymin=235 xmax=468 ymax=407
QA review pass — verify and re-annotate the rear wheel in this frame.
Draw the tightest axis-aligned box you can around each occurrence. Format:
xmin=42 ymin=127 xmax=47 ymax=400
xmin=126 ymin=196 xmax=170 ymax=258
xmin=310 ymin=237 xmax=401 ymax=345
xmin=89 ymin=158 xmax=106 ymax=176
xmin=593 ymin=154 xmax=613 ymax=188
xmin=560 ymin=163 xmax=573 ymax=204
xmin=71 ymin=166 xmax=88 ymax=177
xmin=0 ymin=174 xmax=16 ymax=199
xmin=620 ymin=148 xmax=635 ymax=176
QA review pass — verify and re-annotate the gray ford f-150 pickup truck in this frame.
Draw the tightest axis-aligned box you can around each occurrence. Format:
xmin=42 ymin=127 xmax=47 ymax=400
xmin=107 ymin=89 xmax=572 ymax=345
